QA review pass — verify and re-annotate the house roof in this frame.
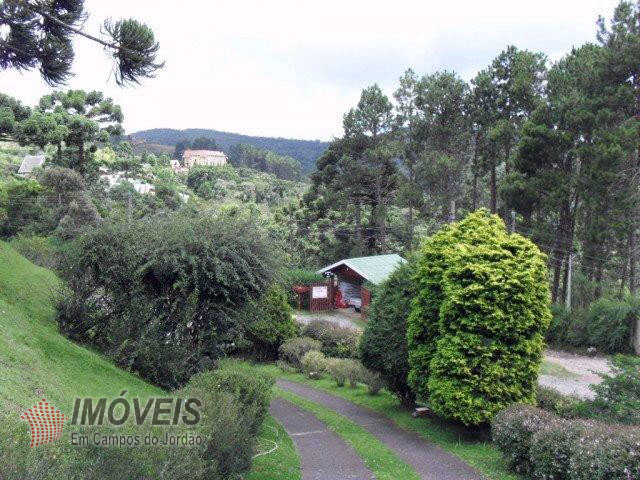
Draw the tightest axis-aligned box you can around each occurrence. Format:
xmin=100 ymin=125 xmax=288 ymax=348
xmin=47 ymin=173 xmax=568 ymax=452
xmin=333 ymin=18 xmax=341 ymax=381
xmin=318 ymin=254 xmax=406 ymax=285
xmin=18 ymin=155 xmax=45 ymax=174
xmin=182 ymin=150 xmax=227 ymax=157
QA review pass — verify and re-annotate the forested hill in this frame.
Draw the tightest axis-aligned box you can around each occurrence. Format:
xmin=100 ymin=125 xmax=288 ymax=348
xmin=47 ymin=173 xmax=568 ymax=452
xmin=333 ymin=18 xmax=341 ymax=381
xmin=130 ymin=128 xmax=329 ymax=173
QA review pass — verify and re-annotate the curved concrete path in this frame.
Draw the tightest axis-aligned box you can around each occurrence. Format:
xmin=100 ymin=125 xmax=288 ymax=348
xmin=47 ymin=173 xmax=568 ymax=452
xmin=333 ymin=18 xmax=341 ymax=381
xmin=277 ymin=379 xmax=483 ymax=480
xmin=269 ymin=396 xmax=375 ymax=480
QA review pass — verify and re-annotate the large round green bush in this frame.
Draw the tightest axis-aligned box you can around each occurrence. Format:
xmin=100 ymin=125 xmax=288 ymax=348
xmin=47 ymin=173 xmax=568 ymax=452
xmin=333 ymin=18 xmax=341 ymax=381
xmin=359 ymin=260 xmax=416 ymax=405
xmin=56 ymin=211 xmax=281 ymax=389
xmin=408 ymin=210 xmax=551 ymax=425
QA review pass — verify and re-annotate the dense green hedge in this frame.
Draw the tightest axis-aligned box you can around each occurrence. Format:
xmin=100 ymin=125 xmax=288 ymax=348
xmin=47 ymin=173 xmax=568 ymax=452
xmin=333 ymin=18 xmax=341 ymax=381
xmin=360 ymin=260 xmax=416 ymax=405
xmin=492 ymin=403 xmax=640 ymax=480
xmin=408 ymin=210 xmax=551 ymax=426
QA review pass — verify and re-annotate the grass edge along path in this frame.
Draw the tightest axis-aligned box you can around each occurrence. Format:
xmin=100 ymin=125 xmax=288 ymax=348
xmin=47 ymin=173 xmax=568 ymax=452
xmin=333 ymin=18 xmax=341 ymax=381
xmin=247 ymin=414 xmax=302 ymax=480
xmin=260 ymin=365 xmax=521 ymax=480
xmin=275 ymin=387 xmax=422 ymax=480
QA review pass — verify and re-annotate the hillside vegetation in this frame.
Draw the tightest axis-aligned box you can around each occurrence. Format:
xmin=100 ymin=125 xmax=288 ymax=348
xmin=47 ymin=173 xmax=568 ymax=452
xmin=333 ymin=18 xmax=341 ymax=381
xmin=130 ymin=128 xmax=329 ymax=173
xmin=0 ymin=241 xmax=162 ymax=416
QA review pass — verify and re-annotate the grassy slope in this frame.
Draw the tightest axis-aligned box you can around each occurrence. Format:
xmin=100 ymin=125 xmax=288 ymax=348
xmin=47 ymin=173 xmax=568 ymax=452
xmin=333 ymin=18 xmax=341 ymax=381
xmin=259 ymin=365 xmax=521 ymax=480
xmin=0 ymin=241 xmax=162 ymax=417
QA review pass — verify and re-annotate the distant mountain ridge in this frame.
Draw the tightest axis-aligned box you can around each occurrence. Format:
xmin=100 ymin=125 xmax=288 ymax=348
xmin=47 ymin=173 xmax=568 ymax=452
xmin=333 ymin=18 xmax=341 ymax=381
xmin=130 ymin=128 xmax=330 ymax=173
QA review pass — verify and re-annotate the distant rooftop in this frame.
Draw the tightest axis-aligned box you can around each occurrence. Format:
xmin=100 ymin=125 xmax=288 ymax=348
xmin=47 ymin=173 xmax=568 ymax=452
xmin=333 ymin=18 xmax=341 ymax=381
xmin=182 ymin=150 xmax=226 ymax=156
xmin=18 ymin=155 xmax=45 ymax=175
xmin=319 ymin=254 xmax=406 ymax=285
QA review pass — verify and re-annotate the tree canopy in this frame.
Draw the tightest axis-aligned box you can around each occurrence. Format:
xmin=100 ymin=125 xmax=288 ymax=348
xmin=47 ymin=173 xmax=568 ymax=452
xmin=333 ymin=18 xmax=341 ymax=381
xmin=0 ymin=0 xmax=163 ymax=86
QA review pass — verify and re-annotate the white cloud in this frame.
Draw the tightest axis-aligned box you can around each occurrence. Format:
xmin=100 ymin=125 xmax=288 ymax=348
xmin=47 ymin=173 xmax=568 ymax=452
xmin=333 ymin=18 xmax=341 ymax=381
xmin=0 ymin=0 xmax=621 ymax=140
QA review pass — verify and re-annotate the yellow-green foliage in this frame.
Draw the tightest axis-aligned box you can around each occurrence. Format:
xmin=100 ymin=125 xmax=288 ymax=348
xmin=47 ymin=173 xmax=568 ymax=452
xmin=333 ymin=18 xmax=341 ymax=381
xmin=408 ymin=210 xmax=551 ymax=426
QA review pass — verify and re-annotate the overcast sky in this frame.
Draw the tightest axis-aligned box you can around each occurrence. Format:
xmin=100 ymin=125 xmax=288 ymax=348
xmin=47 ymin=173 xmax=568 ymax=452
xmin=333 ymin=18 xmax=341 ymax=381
xmin=0 ymin=0 xmax=622 ymax=141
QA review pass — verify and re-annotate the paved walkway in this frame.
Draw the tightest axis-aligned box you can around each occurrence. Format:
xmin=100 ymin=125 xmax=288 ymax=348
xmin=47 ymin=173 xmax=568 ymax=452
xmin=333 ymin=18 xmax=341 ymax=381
xmin=269 ymin=396 xmax=375 ymax=480
xmin=276 ymin=379 xmax=483 ymax=480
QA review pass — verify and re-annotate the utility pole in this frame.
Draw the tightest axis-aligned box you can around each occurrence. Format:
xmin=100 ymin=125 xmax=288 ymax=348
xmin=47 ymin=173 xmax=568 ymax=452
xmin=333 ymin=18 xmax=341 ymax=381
xmin=449 ymin=200 xmax=456 ymax=223
xmin=565 ymin=253 xmax=573 ymax=311
xmin=510 ymin=210 xmax=516 ymax=233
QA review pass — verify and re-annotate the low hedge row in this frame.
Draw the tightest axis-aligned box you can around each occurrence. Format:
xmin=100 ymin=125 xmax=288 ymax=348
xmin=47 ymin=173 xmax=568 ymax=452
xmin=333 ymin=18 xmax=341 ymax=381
xmin=492 ymin=404 xmax=640 ymax=479
xmin=302 ymin=319 xmax=360 ymax=359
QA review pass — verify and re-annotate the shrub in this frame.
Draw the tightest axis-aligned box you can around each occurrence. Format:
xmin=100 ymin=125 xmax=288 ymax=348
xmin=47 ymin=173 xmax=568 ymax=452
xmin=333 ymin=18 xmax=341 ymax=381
xmin=243 ymin=286 xmax=297 ymax=359
xmin=548 ymin=297 xmax=638 ymax=354
xmin=56 ymin=211 xmax=281 ymax=389
xmin=579 ymin=355 xmax=640 ymax=425
xmin=359 ymin=260 xmax=416 ymax=405
xmin=276 ymin=359 xmax=296 ymax=373
xmin=583 ymin=297 xmax=637 ymax=354
xmin=278 ymin=336 xmax=322 ymax=370
xmin=568 ymin=423 xmax=640 ymax=480
xmin=360 ymin=367 xmax=385 ymax=395
xmin=185 ymin=360 xmax=274 ymax=435
xmin=493 ymin=403 xmax=640 ymax=480
xmin=344 ymin=358 xmax=362 ymax=387
xmin=409 ymin=210 xmax=551 ymax=425
xmin=300 ymin=350 xmax=327 ymax=379
xmin=546 ymin=304 xmax=572 ymax=346
xmin=536 ymin=385 xmax=581 ymax=418
xmin=326 ymin=357 xmax=363 ymax=387
xmin=303 ymin=319 xmax=360 ymax=359
xmin=529 ymin=418 xmax=582 ymax=480
xmin=491 ymin=404 xmax=554 ymax=475
xmin=327 ymin=357 xmax=348 ymax=386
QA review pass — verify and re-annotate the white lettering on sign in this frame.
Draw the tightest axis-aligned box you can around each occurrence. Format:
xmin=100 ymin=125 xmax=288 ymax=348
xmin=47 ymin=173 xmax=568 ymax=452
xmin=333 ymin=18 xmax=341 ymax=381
xmin=312 ymin=286 xmax=328 ymax=299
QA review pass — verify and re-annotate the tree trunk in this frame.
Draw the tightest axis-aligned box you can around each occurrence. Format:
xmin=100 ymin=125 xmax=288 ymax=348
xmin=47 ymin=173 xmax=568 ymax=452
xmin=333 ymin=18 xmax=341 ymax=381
xmin=354 ymin=200 xmax=363 ymax=256
xmin=472 ymin=135 xmax=479 ymax=211
xmin=551 ymin=250 xmax=564 ymax=304
xmin=404 ymin=161 xmax=415 ymax=250
xmin=78 ymin=142 xmax=84 ymax=173
xmin=630 ymin=225 xmax=636 ymax=295
xmin=490 ymin=162 xmax=497 ymax=214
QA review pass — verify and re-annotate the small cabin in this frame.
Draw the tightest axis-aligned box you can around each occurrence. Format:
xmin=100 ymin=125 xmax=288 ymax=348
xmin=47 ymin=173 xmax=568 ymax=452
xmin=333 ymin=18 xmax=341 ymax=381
xmin=318 ymin=254 xmax=405 ymax=314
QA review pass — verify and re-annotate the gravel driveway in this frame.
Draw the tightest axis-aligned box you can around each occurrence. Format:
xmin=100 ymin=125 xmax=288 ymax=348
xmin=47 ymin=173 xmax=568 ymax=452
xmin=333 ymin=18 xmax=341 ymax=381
xmin=540 ymin=350 xmax=612 ymax=399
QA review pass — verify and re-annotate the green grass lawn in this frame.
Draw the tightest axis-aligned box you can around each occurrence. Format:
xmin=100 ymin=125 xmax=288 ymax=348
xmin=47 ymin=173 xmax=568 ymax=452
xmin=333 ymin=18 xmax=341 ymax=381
xmin=540 ymin=360 xmax=580 ymax=379
xmin=0 ymin=241 xmax=162 ymax=417
xmin=247 ymin=414 xmax=301 ymax=480
xmin=276 ymin=387 xmax=421 ymax=480
xmin=259 ymin=364 xmax=521 ymax=480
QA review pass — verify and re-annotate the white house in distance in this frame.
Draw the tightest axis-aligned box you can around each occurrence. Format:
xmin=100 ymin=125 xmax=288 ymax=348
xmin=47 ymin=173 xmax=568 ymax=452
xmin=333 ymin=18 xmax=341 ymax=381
xmin=182 ymin=150 xmax=228 ymax=169
xmin=18 ymin=154 xmax=45 ymax=176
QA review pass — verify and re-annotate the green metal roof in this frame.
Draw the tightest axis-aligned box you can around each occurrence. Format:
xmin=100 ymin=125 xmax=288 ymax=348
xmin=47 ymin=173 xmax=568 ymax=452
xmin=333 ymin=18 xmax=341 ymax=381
xmin=319 ymin=254 xmax=406 ymax=285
